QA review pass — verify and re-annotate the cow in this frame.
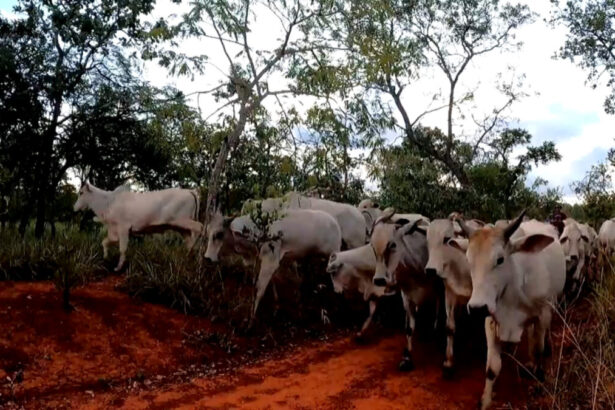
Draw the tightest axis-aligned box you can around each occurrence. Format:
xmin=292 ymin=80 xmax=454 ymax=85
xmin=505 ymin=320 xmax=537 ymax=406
xmin=598 ymin=219 xmax=615 ymax=257
xmin=327 ymin=244 xmax=386 ymax=340
xmin=358 ymin=199 xmax=381 ymax=237
xmin=204 ymin=212 xmax=259 ymax=264
xmin=73 ymin=182 xmax=202 ymax=271
xmin=242 ymin=193 xmax=366 ymax=249
xmin=254 ymin=209 xmax=342 ymax=319
xmin=579 ymin=223 xmax=598 ymax=281
xmin=453 ymin=212 xmax=565 ymax=410
xmin=425 ymin=217 xmax=483 ymax=378
xmin=559 ymin=218 xmax=589 ymax=293
xmin=370 ymin=208 xmax=436 ymax=371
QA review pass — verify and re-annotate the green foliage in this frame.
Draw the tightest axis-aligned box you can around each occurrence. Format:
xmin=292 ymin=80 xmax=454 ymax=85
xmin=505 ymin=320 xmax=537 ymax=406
xmin=571 ymin=162 xmax=615 ymax=226
xmin=376 ymin=127 xmax=562 ymax=220
xmin=554 ymin=0 xmax=615 ymax=113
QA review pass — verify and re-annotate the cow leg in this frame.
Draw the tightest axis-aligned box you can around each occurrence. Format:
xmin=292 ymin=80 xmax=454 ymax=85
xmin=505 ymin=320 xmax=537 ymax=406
xmin=398 ymin=291 xmax=416 ymax=372
xmin=102 ymin=236 xmax=112 ymax=259
xmin=479 ymin=316 xmax=501 ymax=410
xmin=115 ymin=228 xmax=130 ymax=272
xmin=530 ymin=308 xmax=551 ymax=382
xmin=253 ymin=268 xmax=275 ymax=318
xmin=442 ymin=288 xmax=457 ymax=379
xmin=356 ymin=298 xmax=377 ymax=341
xmin=168 ymin=218 xmax=203 ymax=235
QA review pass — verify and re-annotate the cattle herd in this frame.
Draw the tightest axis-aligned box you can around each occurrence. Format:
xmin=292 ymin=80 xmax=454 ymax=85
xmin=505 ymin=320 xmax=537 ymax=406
xmin=72 ymin=183 xmax=615 ymax=409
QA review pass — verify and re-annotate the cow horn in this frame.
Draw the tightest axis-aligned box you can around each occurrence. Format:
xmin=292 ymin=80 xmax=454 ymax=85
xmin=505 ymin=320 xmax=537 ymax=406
xmin=448 ymin=211 xmax=463 ymax=221
xmin=456 ymin=218 xmax=476 ymax=238
xmin=503 ymin=210 xmax=526 ymax=242
xmin=375 ymin=207 xmax=395 ymax=225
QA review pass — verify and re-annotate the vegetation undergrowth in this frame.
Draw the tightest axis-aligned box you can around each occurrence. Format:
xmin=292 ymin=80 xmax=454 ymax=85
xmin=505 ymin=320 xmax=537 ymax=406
xmin=539 ymin=263 xmax=615 ymax=409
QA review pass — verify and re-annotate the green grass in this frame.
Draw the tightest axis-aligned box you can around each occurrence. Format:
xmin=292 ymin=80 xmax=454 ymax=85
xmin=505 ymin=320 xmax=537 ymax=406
xmin=0 ymin=224 xmax=107 ymax=282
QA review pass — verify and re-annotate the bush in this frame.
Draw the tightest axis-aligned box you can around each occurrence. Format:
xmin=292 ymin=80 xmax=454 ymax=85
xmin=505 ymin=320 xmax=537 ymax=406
xmin=0 ymin=224 xmax=106 ymax=282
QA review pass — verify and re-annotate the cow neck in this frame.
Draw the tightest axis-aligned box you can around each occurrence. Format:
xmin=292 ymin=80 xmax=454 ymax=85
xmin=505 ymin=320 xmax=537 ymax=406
xmin=88 ymin=186 xmax=115 ymax=218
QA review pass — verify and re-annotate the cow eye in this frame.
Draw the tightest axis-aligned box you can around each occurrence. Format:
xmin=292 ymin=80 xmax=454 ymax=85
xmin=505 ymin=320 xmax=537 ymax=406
xmin=388 ymin=241 xmax=396 ymax=250
xmin=560 ymin=236 xmax=568 ymax=243
xmin=496 ymin=256 xmax=504 ymax=266
xmin=442 ymin=236 xmax=451 ymax=244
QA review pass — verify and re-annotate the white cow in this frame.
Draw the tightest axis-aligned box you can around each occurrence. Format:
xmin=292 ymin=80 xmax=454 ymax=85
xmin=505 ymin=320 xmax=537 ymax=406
xmin=327 ymin=244 xmax=386 ymax=340
xmin=74 ymin=182 xmax=202 ymax=271
xmin=358 ymin=199 xmax=381 ymax=237
xmin=370 ymin=209 xmax=436 ymax=371
xmin=254 ymin=209 xmax=342 ymax=317
xmin=204 ymin=212 xmax=258 ymax=264
xmin=598 ymin=219 xmax=615 ymax=257
xmin=560 ymin=218 xmax=589 ymax=293
xmin=454 ymin=212 xmax=565 ymax=410
xmin=425 ymin=218 xmax=476 ymax=378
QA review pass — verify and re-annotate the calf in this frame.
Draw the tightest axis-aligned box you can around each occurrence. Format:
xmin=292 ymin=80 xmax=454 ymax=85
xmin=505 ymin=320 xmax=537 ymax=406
xmin=425 ymin=218 xmax=474 ymax=378
xmin=560 ymin=218 xmax=589 ymax=293
xmin=327 ymin=244 xmax=385 ymax=339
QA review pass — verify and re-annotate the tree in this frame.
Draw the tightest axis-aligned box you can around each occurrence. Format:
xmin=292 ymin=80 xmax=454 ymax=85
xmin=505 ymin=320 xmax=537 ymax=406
xmin=571 ymin=162 xmax=615 ymax=226
xmin=375 ymin=128 xmax=561 ymax=220
xmin=0 ymin=0 xmax=156 ymax=237
xmin=324 ymin=0 xmax=533 ymax=186
xmin=554 ymin=0 xmax=615 ymax=113
xmin=147 ymin=0 xmax=344 ymax=227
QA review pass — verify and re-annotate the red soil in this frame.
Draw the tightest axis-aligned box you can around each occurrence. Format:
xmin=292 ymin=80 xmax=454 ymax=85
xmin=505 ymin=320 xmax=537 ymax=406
xmin=0 ymin=278 xmax=537 ymax=409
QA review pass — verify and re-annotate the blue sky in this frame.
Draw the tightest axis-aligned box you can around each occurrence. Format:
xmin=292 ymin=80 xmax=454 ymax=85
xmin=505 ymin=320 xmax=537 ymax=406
xmin=2 ymin=0 xmax=614 ymax=204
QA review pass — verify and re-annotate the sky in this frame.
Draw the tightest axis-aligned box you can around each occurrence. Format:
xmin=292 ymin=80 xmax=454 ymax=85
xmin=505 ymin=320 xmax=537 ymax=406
xmin=1 ymin=0 xmax=614 ymax=204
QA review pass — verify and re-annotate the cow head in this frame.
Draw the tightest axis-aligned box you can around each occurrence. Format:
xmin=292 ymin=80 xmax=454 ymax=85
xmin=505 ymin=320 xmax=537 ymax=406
xmin=464 ymin=211 xmax=554 ymax=316
xmin=258 ymin=231 xmax=284 ymax=282
xmin=73 ymin=181 xmax=92 ymax=212
xmin=559 ymin=221 xmax=588 ymax=274
xmin=204 ymin=211 xmax=233 ymax=263
xmin=371 ymin=215 xmax=426 ymax=288
xmin=426 ymin=219 xmax=464 ymax=279
xmin=327 ymin=252 xmax=353 ymax=294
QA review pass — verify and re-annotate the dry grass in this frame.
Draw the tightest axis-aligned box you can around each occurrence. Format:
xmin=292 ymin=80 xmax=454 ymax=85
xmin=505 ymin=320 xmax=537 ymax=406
xmin=541 ymin=261 xmax=615 ymax=409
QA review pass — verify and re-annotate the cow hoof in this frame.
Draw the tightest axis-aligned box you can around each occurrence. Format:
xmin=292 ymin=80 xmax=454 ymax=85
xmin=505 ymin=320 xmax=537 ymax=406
xmin=398 ymin=358 xmax=414 ymax=372
xmin=442 ymin=365 xmax=455 ymax=380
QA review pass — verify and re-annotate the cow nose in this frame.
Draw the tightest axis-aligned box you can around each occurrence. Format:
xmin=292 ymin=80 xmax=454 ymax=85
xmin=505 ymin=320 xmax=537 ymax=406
xmin=468 ymin=304 xmax=490 ymax=320
xmin=425 ymin=268 xmax=437 ymax=276
xmin=570 ymin=254 xmax=578 ymax=262
xmin=373 ymin=277 xmax=387 ymax=287
xmin=204 ymin=256 xmax=213 ymax=263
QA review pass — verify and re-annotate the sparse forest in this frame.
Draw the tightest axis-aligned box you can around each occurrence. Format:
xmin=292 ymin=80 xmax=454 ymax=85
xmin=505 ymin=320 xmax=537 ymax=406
xmin=0 ymin=0 xmax=614 ymax=409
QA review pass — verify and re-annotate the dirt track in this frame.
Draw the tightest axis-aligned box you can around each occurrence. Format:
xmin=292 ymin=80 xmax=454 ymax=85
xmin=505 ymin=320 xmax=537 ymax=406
xmin=0 ymin=277 xmax=533 ymax=409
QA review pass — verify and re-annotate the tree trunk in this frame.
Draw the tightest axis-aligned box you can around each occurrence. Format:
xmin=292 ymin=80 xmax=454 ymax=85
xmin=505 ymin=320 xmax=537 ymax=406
xmin=203 ymin=101 xmax=252 ymax=231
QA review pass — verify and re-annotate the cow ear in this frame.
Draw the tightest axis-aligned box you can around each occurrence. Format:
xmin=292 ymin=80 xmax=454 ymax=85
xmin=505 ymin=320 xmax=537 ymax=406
xmin=448 ymin=238 xmax=468 ymax=252
xmin=510 ymin=234 xmax=554 ymax=254
xmin=394 ymin=218 xmax=410 ymax=229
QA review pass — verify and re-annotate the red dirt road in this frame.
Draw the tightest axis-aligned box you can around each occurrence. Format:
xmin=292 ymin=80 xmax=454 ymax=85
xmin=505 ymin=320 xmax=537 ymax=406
xmin=0 ymin=278 xmax=533 ymax=409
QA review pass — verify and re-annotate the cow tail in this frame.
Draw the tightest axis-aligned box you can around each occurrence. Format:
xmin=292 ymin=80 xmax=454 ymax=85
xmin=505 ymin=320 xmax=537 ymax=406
xmin=190 ymin=189 xmax=200 ymax=221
